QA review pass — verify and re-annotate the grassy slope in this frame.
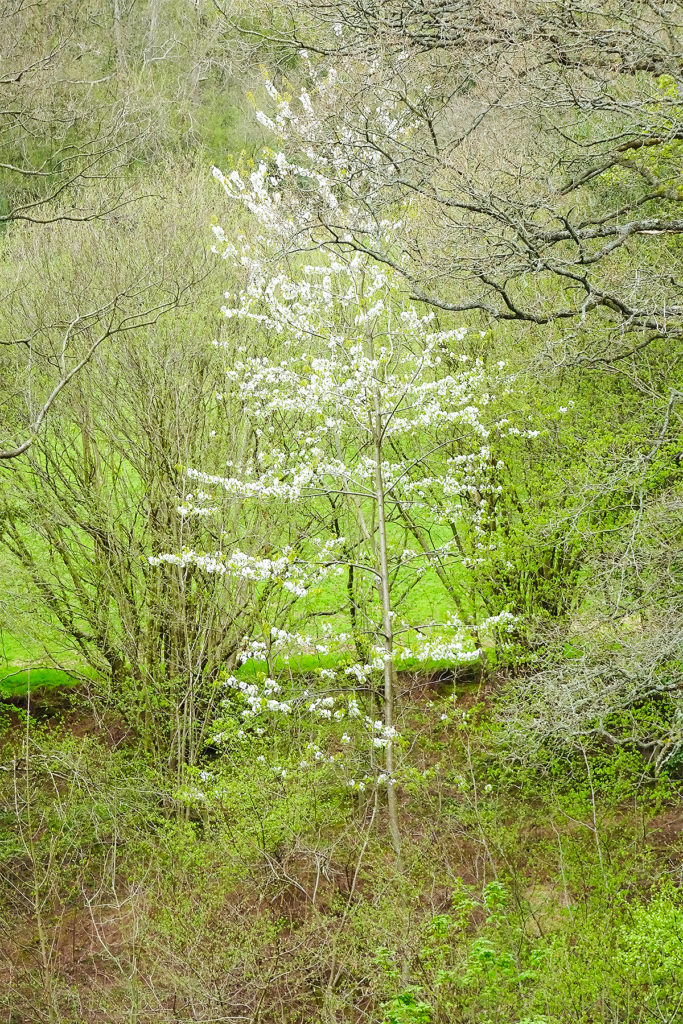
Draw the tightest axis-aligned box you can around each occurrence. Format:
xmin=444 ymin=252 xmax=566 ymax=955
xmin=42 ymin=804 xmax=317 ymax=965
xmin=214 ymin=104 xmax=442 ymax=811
xmin=0 ymin=632 xmax=84 ymax=697
xmin=1 ymin=681 xmax=681 ymax=1023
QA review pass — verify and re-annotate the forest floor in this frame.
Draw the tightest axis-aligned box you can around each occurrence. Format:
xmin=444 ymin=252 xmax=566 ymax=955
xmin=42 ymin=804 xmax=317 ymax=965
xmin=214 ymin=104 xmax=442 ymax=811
xmin=2 ymin=670 xmax=683 ymax=1023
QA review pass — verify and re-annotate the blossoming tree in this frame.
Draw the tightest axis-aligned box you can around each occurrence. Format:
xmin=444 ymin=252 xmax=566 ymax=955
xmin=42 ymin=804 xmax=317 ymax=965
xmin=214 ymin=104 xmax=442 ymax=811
xmin=154 ymin=74 xmax=529 ymax=851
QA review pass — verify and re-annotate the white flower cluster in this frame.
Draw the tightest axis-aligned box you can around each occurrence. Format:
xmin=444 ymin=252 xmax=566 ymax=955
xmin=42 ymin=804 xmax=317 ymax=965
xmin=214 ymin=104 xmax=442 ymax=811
xmin=222 ymin=674 xmax=292 ymax=718
xmin=149 ymin=544 xmax=343 ymax=598
xmin=176 ymin=491 xmax=218 ymax=518
xmin=210 ymin=57 xmax=423 ymax=260
xmin=348 ymin=772 xmax=392 ymax=790
xmin=401 ymin=612 xmax=517 ymax=666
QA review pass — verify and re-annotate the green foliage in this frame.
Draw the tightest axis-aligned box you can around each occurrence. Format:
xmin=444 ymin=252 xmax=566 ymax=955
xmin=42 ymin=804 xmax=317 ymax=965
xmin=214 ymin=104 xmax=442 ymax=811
xmin=619 ymin=884 xmax=683 ymax=989
xmin=381 ymin=989 xmax=433 ymax=1024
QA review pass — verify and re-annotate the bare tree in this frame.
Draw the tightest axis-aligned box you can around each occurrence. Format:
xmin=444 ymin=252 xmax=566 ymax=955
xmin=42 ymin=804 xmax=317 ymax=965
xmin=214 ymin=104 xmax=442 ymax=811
xmin=0 ymin=0 xmax=146 ymax=228
xmin=0 ymin=287 xmax=187 ymax=462
xmin=0 ymin=189 xmax=274 ymax=769
xmin=0 ymin=0 xmax=260 ymax=457
xmin=223 ymin=0 xmax=683 ymax=366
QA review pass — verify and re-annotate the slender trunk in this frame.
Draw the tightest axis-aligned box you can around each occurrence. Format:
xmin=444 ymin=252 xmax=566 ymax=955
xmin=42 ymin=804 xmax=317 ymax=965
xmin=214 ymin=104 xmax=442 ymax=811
xmin=372 ymin=388 xmax=401 ymax=858
xmin=113 ymin=0 xmax=125 ymax=67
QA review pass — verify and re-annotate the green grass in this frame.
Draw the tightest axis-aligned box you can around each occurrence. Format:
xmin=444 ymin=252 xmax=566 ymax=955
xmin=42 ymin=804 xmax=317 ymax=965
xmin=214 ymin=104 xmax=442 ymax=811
xmin=0 ymin=632 xmax=35 ymax=664
xmin=0 ymin=630 xmax=85 ymax=698
xmin=0 ymin=666 xmax=79 ymax=698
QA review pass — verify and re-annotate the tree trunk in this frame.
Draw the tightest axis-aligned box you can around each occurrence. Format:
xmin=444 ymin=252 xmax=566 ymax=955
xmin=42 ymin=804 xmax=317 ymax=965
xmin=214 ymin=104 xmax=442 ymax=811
xmin=372 ymin=387 xmax=401 ymax=858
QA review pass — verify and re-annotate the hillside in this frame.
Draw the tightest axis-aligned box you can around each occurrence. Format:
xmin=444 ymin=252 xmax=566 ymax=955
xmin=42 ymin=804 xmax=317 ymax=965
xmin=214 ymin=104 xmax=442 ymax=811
xmin=1 ymin=2 xmax=683 ymax=1021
